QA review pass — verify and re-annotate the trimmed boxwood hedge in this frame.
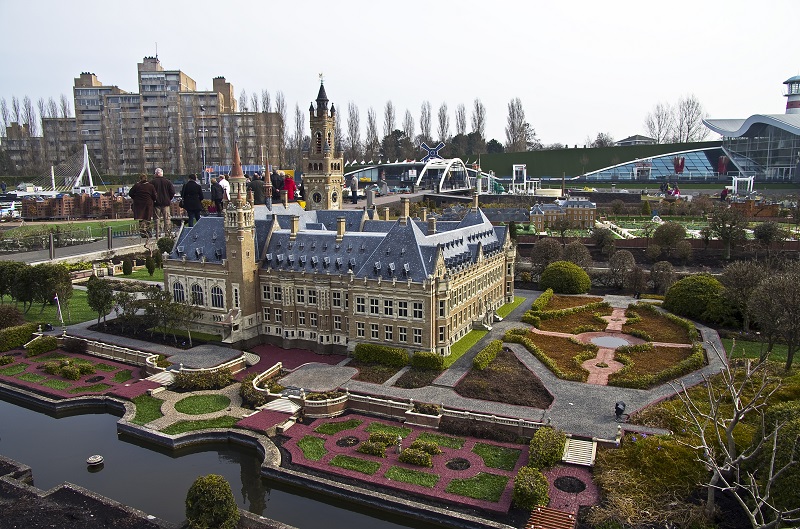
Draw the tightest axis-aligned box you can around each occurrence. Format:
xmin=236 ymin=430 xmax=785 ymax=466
xmin=398 ymin=448 xmax=433 ymax=467
xmin=353 ymin=343 xmax=409 ymax=367
xmin=24 ymin=335 xmax=58 ymax=358
xmin=504 ymin=328 xmax=588 ymax=382
xmin=409 ymin=439 xmax=443 ymax=455
xmin=369 ymin=430 xmax=400 ymax=446
xmin=0 ymin=322 xmax=40 ymax=352
xmin=530 ymin=289 xmax=554 ymax=311
xmin=529 ymin=427 xmax=567 ymax=469
xmin=411 ymin=351 xmax=444 ymax=371
xmin=608 ymin=341 xmax=706 ymax=389
xmin=513 ymin=466 xmax=549 ymax=509
xmin=172 ymin=369 xmax=233 ymax=391
xmin=357 ymin=440 xmax=388 ymax=457
xmin=539 ymin=261 xmax=591 ymax=294
xmin=473 ymin=340 xmax=503 ymax=370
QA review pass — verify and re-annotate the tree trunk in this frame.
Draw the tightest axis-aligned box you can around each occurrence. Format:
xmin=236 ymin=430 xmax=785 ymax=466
xmin=705 ymin=471 xmax=719 ymax=519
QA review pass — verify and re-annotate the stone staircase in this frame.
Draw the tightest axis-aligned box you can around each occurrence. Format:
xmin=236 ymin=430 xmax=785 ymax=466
xmin=562 ymin=438 xmax=597 ymax=466
xmin=260 ymin=397 xmax=301 ymax=414
xmin=145 ymin=371 xmax=174 ymax=386
xmin=525 ymin=506 xmax=576 ymax=529
xmin=243 ymin=352 xmax=260 ymax=366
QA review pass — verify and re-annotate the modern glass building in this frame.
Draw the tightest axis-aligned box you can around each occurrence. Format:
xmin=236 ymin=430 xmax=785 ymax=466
xmin=582 ymin=147 xmax=721 ymax=182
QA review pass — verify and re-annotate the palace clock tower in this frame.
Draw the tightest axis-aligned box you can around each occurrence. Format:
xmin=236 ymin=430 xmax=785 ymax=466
xmin=303 ymin=80 xmax=343 ymax=211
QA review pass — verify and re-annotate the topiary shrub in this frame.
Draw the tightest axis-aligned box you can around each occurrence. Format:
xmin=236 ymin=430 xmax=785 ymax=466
xmin=473 ymin=340 xmax=503 ymax=370
xmin=239 ymin=373 xmax=269 ymax=409
xmin=356 ymin=440 xmax=387 ymax=457
xmin=353 ymin=343 xmax=409 ymax=367
xmin=398 ymin=448 xmax=433 ymax=467
xmin=42 ymin=361 xmax=61 ymax=375
xmin=62 ymin=337 xmax=88 ymax=354
xmin=78 ymin=362 xmax=96 ymax=375
xmin=145 ymin=255 xmax=155 ymax=276
xmin=0 ymin=355 xmax=13 ymax=365
xmin=172 ymin=369 xmax=233 ymax=391
xmin=411 ymin=351 xmax=444 ymax=371
xmin=122 ymin=258 xmax=133 ymax=276
xmin=157 ymin=237 xmax=175 ymax=256
xmin=529 ymin=427 xmax=567 ymax=469
xmin=663 ymin=274 xmax=723 ymax=322
xmin=513 ymin=466 xmax=549 ymax=509
xmin=185 ymin=474 xmax=239 ymax=529
xmin=61 ymin=364 xmax=82 ymax=380
xmin=0 ymin=322 xmax=40 ymax=352
xmin=369 ymin=431 xmax=401 ymax=446
xmin=24 ymin=335 xmax=59 ymax=357
xmin=409 ymin=439 xmax=443 ymax=455
xmin=540 ymin=261 xmax=591 ymax=294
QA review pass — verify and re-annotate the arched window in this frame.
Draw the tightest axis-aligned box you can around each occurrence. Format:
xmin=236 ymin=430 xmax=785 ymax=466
xmin=173 ymin=282 xmax=185 ymax=303
xmin=191 ymin=284 xmax=204 ymax=305
xmin=315 ymin=132 xmax=322 ymax=154
xmin=211 ymin=286 xmax=224 ymax=308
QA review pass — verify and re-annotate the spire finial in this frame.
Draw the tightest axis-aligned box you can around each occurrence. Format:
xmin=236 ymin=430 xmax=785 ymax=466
xmin=319 ymin=72 xmax=324 ymax=84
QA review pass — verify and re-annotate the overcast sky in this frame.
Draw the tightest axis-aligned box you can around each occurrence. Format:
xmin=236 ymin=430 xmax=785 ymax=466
xmin=1 ymin=0 xmax=798 ymax=150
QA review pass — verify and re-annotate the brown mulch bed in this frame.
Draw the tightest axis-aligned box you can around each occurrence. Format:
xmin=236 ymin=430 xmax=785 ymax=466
xmin=524 ymin=332 xmax=592 ymax=380
xmin=455 ymin=350 xmax=553 ymax=408
xmin=393 ymin=368 xmax=440 ymax=389
xmin=348 ymin=360 xmax=399 ymax=384
xmin=544 ymin=295 xmax=603 ymax=311
xmin=537 ymin=305 xmax=614 ymax=334
xmin=623 ymin=309 xmax=692 ymax=344
xmin=614 ymin=345 xmax=693 ymax=378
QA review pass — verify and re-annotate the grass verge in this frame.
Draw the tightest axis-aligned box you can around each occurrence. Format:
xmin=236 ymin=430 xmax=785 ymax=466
xmin=497 ymin=296 xmax=526 ymax=318
xmin=297 ymin=435 xmax=328 ymax=461
xmin=445 ymin=472 xmax=509 ymax=502
xmin=329 ymin=455 xmax=380 ymax=475
xmin=445 ymin=330 xmax=488 ymax=368
xmin=472 ymin=442 xmax=521 ymax=471
xmin=17 ymin=372 xmax=46 ymax=383
xmin=365 ymin=422 xmax=412 ymax=438
xmin=416 ymin=432 xmax=465 ymax=449
xmin=385 ymin=466 xmax=440 ymax=488
xmin=94 ymin=363 xmax=119 ymax=372
xmin=130 ymin=394 xmax=164 ymax=425
xmin=174 ymin=394 xmax=231 ymax=415
xmin=722 ymin=338 xmax=788 ymax=363
xmin=40 ymin=379 xmax=71 ymax=390
xmin=113 ymin=370 xmax=133 ymax=383
xmin=161 ymin=416 xmax=238 ymax=435
xmin=314 ymin=419 xmax=363 ymax=435
xmin=0 ymin=363 xmax=28 ymax=376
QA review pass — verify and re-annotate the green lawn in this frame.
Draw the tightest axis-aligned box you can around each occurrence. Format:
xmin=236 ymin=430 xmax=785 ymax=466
xmin=40 ymin=379 xmax=71 ymax=390
xmin=445 ymin=330 xmax=488 ymax=368
xmin=329 ymin=455 xmax=381 ymax=475
xmin=445 ymin=472 xmax=509 ymax=502
xmin=17 ymin=372 xmax=46 ymax=383
xmin=112 ymin=370 xmax=133 ymax=383
xmin=174 ymin=394 xmax=231 ymax=415
xmin=416 ymin=432 xmax=465 ymax=449
xmin=130 ymin=395 xmax=164 ymax=425
xmin=161 ymin=416 xmax=238 ymax=435
xmin=385 ymin=466 xmax=440 ymax=488
xmin=3 ymin=289 xmax=96 ymax=325
xmin=472 ymin=443 xmax=521 ymax=471
xmin=722 ymin=338 xmax=789 ymax=363
xmin=365 ymin=422 xmax=412 ymax=438
xmin=297 ymin=435 xmax=328 ymax=461
xmin=3 ymin=220 xmax=139 ymax=239
xmin=314 ymin=419 xmax=363 ymax=435
xmin=497 ymin=296 xmax=526 ymax=319
xmin=121 ymin=268 xmax=165 ymax=282
xmin=95 ymin=362 xmax=119 ymax=372
xmin=68 ymin=383 xmax=111 ymax=394
xmin=0 ymin=363 xmax=28 ymax=376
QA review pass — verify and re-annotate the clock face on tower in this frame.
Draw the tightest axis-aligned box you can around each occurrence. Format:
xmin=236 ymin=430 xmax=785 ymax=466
xmin=331 ymin=191 xmax=338 ymax=204
xmin=312 ymin=191 xmax=323 ymax=204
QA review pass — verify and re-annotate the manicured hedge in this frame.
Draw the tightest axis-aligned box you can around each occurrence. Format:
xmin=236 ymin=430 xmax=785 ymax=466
xmin=609 ymin=342 xmax=706 ymax=389
xmin=439 ymin=416 xmax=519 ymax=443
xmin=663 ymin=274 xmax=723 ymax=322
xmin=357 ymin=440 xmax=387 ymax=457
xmin=185 ymin=474 xmax=239 ymax=529
xmin=530 ymin=289 xmax=554 ymax=311
xmin=62 ymin=337 xmax=88 ymax=354
xmin=0 ymin=322 xmax=40 ymax=352
xmin=529 ymin=427 xmax=567 ymax=469
xmin=409 ymin=439 xmax=443 ymax=455
xmin=539 ymin=261 xmax=591 ymax=294
xmin=24 ymin=335 xmax=58 ymax=357
xmin=398 ymin=448 xmax=433 ymax=467
xmin=369 ymin=431 xmax=400 ymax=446
xmin=353 ymin=343 xmax=409 ymax=367
xmin=504 ymin=328 xmax=587 ymax=382
xmin=411 ymin=351 xmax=444 ymax=371
xmin=633 ymin=302 xmax=700 ymax=341
xmin=172 ymin=368 xmax=233 ymax=391
xmin=0 ymin=355 xmax=13 ymax=365
xmin=239 ymin=373 xmax=269 ymax=409
xmin=523 ymin=300 xmax=610 ymax=329
xmin=473 ymin=339 xmax=503 ymax=370
xmin=513 ymin=466 xmax=549 ymax=509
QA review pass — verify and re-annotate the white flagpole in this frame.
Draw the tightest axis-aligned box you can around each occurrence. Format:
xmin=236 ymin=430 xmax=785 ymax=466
xmin=54 ymin=293 xmax=66 ymax=335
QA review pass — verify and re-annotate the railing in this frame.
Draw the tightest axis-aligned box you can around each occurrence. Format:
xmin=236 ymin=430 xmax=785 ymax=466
xmin=347 ymin=392 xmax=412 ymax=413
xmin=251 ymin=362 xmax=283 ymax=394
xmin=62 ymin=335 xmax=155 ymax=367
xmin=304 ymin=392 xmax=349 ymax=409
xmin=441 ymin=407 xmax=544 ymax=432
xmin=178 ymin=354 xmax=247 ymax=375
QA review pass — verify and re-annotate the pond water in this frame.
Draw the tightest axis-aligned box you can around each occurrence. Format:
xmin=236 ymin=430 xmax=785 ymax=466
xmin=0 ymin=398 xmax=433 ymax=529
xmin=590 ymin=336 xmax=630 ymax=348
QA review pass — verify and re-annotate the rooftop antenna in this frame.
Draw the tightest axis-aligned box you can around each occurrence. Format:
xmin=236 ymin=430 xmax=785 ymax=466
xmin=155 ymin=42 xmax=158 ymax=59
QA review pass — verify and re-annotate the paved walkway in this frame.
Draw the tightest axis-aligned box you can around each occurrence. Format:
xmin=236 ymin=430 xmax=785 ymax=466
xmin=0 ymin=234 xmax=148 ymax=265
xmin=145 ymin=383 xmax=250 ymax=430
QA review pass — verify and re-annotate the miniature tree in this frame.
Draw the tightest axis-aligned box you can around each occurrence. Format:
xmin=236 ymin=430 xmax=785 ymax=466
xmin=185 ymin=474 xmax=239 ymax=529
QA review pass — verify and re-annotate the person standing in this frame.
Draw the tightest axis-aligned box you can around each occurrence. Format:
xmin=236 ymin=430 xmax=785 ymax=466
xmin=283 ymin=174 xmax=297 ymax=201
xmin=151 ymin=167 xmax=175 ymax=238
xmin=129 ymin=173 xmax=156 ymax=238
xmin=210 ymin=177 xmax=224 ymax=215
xmin=248 ymin=173 xmax=266 ymax=205
xmin=218 ymin=174 xmax=231 ymax=207
xmin=181 ymin=173 xmax=205 ymax=227
xmin=350 ymin=174 xmax=359 ymax=204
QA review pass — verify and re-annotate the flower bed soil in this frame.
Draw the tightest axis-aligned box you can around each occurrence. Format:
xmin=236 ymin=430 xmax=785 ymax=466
xmin=536 ymin=306 xmax=614 ymax=334
xmin=455 ymin=349 xmax=553 ymax=408
xmin=622 ymin=309 xmax=693 ymax=344
xmin=524 ymin=331 xmax=593 ymax=380
xmin=348 ymin=360 xmax=399 ymax=384
xmin=544 ymin=295 xmax=603 ymax=311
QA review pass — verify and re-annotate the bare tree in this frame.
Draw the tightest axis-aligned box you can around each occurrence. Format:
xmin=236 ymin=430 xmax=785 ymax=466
xmin=0 ymin=98 xmax=9 ymax=136
xmin=402 ymin=110 xmax=415 ymax=159
xmin=59 ymin=93 xmax=72 ymax=118
xmin=721 ymin=261 xmax=766 ymax=332
xmin=644 ymin=102 xmax=675 ymax=144
xmin=436 ymin=102 xmax=450 ymax=143
xmin=672 ymin=346 xmax=799 ymax=528
xmin=748 ymin=267 xmax=800 ymax=370
xmin=382 ymin=101 xmax=395 ymax=139
xmin=455 ymin=103 xmax=466 ymax=136
xmin=419 ymin=101 xmax=432 ymax=144
xmin=292 ymin=103 xmax=304 ymax=170
xmin=22 ymin=96 xmax=37 ymax=136
xmin=364 ymin=107 xmax=379 ymax=161
xmin=563 ymin=240 xmax=592 ymax=269
xmin=11 ymin=96 xmax=21 ymax=124
xmin=46 ymin=97 xmax=58 ymax=118
xmin=607 ymin=249 xmax=636 ymax=289
xmin=274 ymin=91 xmax=287 ymax=167
xmin=589 ymin=132 xmax=615 ymax=148
xmin=334 ymin=106 xmax=342 ymax=155
xmin=238 ymin=89 xmax=249 ymax=112
xmin=505 ymin=97 xmax=538 ymax=152
xmin=675 ymin=94 xmax=709 ymax=143
xmin=260 ymin=89 xmax=271 ymax=112
xmin=36 ymin=98 xmax=46 ymax=126
xmin=471 ymin=98 xmax=486 ymax=137
xmin=250 ymin=92 xmax=259 ymax=113
xmin=346 ymin=102 xmax=361 ymax=161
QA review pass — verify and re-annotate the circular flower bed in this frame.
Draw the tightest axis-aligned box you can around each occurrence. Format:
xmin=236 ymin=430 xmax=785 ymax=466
xmin=336 ymin=436 xmax=361 ymax=447
xmin=554 ymin=475 xmax=586 ymax=493
xmin=445 ymin=457 xmax=471 ymax=471
xmin=174 ymin=394 xmax=231 ymax=415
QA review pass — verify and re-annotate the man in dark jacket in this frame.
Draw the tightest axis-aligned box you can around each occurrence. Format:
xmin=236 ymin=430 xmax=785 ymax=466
xmin=151 ymin=168 xmax=175 ymax=237
xmin=210 ymin=177 xmax=224 ymax=215
xmin=129 ymin=173 xmax=157 ymax=238
xmin=180 ymin=174 xmax=205 ymax=227
xmin=248 ymin=173 xmax=266 ymax=205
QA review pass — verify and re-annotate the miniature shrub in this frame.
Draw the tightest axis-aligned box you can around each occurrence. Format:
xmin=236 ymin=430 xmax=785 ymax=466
xmin=411 ymin=351 xmax=444 ymax=371
xmin=0 ymin=322 xmax=40 ymax=352
xmin=513 ymin=466 xmax=549 ymax=509
xmin=399 ymin=448 xmax=433 ymax=467
xmin=663 ymin=274 xmax=723 ymax=322
xmin=61 ymin=364 xmax=82 ymax=380
xmin=0 ymin=305 xmax=24 ymax=329
xmin=356 ymin=440 xmax=387 ymax=457
xmin=504 ymin=328 xmax=587 ymax=382
xmin=42 ymin=361 xmax=61 ymax=375
xmin=409 ymin=439 xmax=442 ymax=455
xmin=473 ymin=339 xmax=503 ymax=370
xmin=529 ymin=427 xmax=567 ymax=469
xmin=305 ymin=391 xmax=345 ymax=401
xmin=574 ymin=324 xmax=602 ymax=334
xmin=353 ymin=343 xmax=409 ymax=367
xmin=0 ymin=355 xmax=13 ymax=365
xmin=122 ymin=258 xmax=133 ymax=276
xmin=78 ymin=362 xmax=96 ymax=375
xmin=24 ymin=335 xmax=58 ymax=357
xmin=185 ymin=474 xmax=239 ymax=529
xmin=531 ymin=289 xmax=554 ymax=311
xmin=626 ymin=329 xmax=653 ymax=341
xmin=172 ymin=368 xmax=232 ymax=391
xmin=411 ymin=402 xmax=441 ymax=416
xmin=239 ymin=373 xmax=269 ymax=409
xmin=540 ymin=261 xmax=591 ymax=294
xmin=145 ymin=255 xmax=155 ymax=276
xmin=609 ymin=342 xmax=705 ymax=389
xmin=518 ymin=271 xmax=532 ymax=284
xmin=62 ymin=337 xmax=87 ymax=354
xmin=369 ymin=431 xmax=400 ymax=446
